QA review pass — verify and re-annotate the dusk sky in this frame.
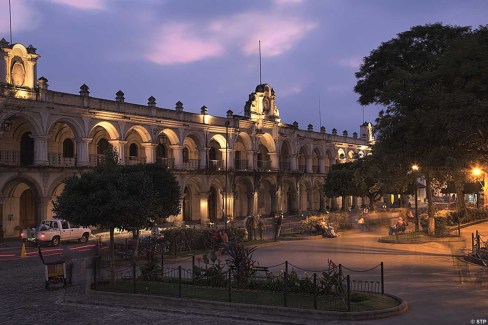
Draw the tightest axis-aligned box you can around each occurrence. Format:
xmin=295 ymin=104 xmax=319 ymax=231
xmin=1 ymin=0 xmax=487 ymax=134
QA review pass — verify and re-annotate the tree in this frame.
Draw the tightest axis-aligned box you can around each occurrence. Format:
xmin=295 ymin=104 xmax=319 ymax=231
xmin=324 ymin=163 xmax=356 ymax=210
xmin=354 ymin=23 xmax=488 ymax=234
xmin=116 ymin=163 xmax=181 ymax=256
xmin=53 ymin=147 xmax=181 ymax=261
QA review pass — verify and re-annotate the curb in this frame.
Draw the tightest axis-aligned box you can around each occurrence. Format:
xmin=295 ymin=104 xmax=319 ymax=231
xmin=65 ymin=288 xmax=407 ymax=323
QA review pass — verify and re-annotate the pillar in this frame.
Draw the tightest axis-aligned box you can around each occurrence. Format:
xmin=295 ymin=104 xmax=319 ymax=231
xmin=290 ymin=154 xmax=298 ymax=171
xmin=109 ymin=140 xmax=127 ymax=165
xmin=219 ymin=148 xmax=234 ymax=170
xmin=269 ymin=152 xmax=279 ymax=171
xmin=76 ymin=138 xmax=91 ymax=166
xmin=141 ymin=143 xmax=156 ymax=164
xmin=171 ymin=145 xmax=183 ymax=169
xmin=33 ymin=135 xmax=49 ymax=166
xmin=246 ymin=150 xmax=255 ymax=169
xmin=306 ymin=157 xmax=313 ymax=173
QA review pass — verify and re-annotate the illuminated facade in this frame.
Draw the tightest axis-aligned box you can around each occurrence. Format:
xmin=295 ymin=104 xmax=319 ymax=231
xmin=0 ymin=40 xmax=373 ymax=238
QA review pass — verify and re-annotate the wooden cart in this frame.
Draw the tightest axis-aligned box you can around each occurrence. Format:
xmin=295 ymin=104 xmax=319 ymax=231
xmin=38 ymin=245 xmax=67 ymax=289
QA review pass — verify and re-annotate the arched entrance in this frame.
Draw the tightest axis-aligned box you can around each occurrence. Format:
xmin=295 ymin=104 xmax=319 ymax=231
xmin=19 ymin=189 xmax=36 ymax=228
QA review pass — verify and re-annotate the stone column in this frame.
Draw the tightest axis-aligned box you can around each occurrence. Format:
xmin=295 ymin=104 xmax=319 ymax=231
xmin=269 ymin=152 xmax=279 ymax=171
xmin=219 ymin=148 xmax=234 ymax=170
xmin=33 ymin=135 xmax=49 ymax=166
xmin=109 ymin=140 xmax=127 ymax=165
xmin=199 ymin=148 xmax=208 ymax=169
xmin=246 ymin=150 xmax=255 ymax=169
xmin=306 ymin=157 xmax=313 ymax=173
xmin=141 ymin=143 xmax=156 ymax=164
xmin=171 ymin=145 xmax=183 ymax=169
xmin=76 ymin=138 xmax=91 ymax=166
xmin=290 ymin=154 xmax=298 ymax=171
xmin=319 ymin=158 xmax=326 ymax=174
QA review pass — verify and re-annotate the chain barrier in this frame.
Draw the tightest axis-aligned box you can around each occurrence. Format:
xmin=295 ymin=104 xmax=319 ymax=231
xmin=341 ymin=263 xmax=382 ymax=273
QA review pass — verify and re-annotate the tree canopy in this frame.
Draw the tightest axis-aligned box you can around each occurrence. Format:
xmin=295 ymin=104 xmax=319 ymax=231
xmin=354 ymin=23 xmax=488 ymax=233
xmin=53 ymin=148 xmax=181 ymax=258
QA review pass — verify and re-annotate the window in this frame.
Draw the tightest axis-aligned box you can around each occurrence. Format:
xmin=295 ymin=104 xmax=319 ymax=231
xmin=183 ymin=147 xmax=190 ymax=163
xmin=97 ymin=138 xmax=109 ymax=155
xmin=62 ymin=221 xmax=69 ymax=229
xmin=63 ymin=138 xmax=74 ymax=158
xmin=129 ymin=143 xmax=138 ymax=158
xmin=156 ymin=143 xmax=166 ymax=158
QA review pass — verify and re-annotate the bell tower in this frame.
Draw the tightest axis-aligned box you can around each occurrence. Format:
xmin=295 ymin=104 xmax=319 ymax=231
xmin=244 ymin=83 xmax=281 ymax=123
xmin=0 ymin=38 xmax=40 ymax=99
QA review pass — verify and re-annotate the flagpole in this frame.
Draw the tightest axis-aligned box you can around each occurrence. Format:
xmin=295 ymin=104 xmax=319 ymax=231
xmin=9 ymin=0 xmax=13 ymax=44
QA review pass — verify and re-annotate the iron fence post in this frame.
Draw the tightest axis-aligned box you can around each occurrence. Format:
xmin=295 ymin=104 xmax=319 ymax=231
xmin=93 ymin=259 xmax=97 ymax=290
xmin=472 ymin=232 xmax=475 ymax=254
xmin=285 ymin=260 xmax=288 ymax=273
xmin=192 ymin=255 xmax=195 ymax=283
xmin=381 ymin=262 xmax=384 ymax=294
xmin=477 ymin=230 xmax=481 ymax=254
xmin=228 ymin=268 xmax=232 ymax=302
xmin=178 ymin=265 xmax=182 ymax=297
xmin=161 ymin=249 xmax=164 ymax=280
xmin=313 ymin=272 xmax=317 ymax=310
xmin=132 ymin=260 xmax=136 ymax=294
xmin=284 ymin=270 xmax=288 ymax=307
xmin=346 ymin=274 xmax=351 ymax=312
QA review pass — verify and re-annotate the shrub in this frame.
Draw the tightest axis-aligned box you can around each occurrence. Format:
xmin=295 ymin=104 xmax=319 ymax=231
xmin=193 ymin=251 xmax=226 ymax=287
xmin=224 ymin=241 xmax=258 ymax=286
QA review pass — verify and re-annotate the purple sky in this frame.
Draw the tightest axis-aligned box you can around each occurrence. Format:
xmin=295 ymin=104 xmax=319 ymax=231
xmin=1 ymin=0 xmax=487 ymax=134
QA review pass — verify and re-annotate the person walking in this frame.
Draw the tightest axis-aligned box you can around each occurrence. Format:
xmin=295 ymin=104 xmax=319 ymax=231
xmin=257 ymin=215 xmax=265 ymax=240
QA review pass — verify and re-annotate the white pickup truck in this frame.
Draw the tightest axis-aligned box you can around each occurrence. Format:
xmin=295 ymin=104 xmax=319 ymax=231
xmin=22 ymin=219 xmax=91 ymax=246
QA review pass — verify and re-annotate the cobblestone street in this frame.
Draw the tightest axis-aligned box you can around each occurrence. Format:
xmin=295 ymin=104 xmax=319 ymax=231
xmin=2 ymin=223 xmax=488 ymax=324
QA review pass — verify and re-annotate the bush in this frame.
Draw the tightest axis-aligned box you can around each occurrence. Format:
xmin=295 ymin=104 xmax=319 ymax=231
xmin=161 ymin=227 xmax=246 ymax=254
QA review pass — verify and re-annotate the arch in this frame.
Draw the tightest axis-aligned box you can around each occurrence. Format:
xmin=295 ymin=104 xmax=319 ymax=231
xmin=234 ymin=132 xmax=252 ymax=151
xmin=298 ymin=144 xmax=311 ymax=158
xmin=158 ymin=129 xmax=180 ymax=145
xmin=2 ymin=176 xmax=44 ymax=233
xmin=89 ymin=121 xmax=120 ymax=140
xmin=337 ymin=148 xmax=346 ymax=161
xmin=125 ymin=125 xmax=152 ymax=143
xmin=259 ymin=133 xmax=276 ymax=153
xmin=182 ymin=131 xmax=205 ymax=150
xmin=209 ymin=134 xmax=228 ymax=149
xmin=234 ymin=176 xmax=254 ymax=218
xmin=48 ymin=116 xmax=85 ymax=140
xmin=312 ymin=146 xmax=324 ymax=159
xmin=278 ymin=138 xmax=294 ymax=155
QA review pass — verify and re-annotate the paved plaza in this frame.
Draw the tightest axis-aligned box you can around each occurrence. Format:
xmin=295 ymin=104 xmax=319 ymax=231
xmin=1 ymin=222 xmax=488 ymax=324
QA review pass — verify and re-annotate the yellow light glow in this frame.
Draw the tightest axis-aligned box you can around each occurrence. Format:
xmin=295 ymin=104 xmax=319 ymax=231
xmin=472 ymin=168 xmax=483 ymax=176
xmin=411 ymin=164 xmax=419 ymax=171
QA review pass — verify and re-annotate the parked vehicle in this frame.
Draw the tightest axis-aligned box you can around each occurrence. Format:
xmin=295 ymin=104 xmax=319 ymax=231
xmin=22 ymin=219 xmax=91 ymax=246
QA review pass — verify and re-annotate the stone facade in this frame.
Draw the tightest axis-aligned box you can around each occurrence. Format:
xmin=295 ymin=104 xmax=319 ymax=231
xmin=0 ymin=41 xmax=372 ymax=238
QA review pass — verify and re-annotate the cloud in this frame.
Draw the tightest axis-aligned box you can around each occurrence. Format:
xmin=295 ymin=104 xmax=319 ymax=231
xmin=279 ymin=85 xmax=303 ymax=97
xmin=145 ymin=10 xmax=318 ymax=65
xmin=47 ymin=0 xmax=106 ymax=11
xmin=146 ymin=23 xmax=224 ymax=65
xmin=338 ymin=57 xmax=362 ymax=69
xmin=273 ymin=0 xmax=306 ymax=6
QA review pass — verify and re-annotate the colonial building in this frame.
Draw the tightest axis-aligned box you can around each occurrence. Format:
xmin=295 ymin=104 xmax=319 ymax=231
xmin=0 ymin=40 xmax=373 ymax=238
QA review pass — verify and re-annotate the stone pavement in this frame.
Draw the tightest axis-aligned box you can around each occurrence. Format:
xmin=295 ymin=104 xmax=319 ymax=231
xmin=1 ymin=223 xmax=488 ymax=324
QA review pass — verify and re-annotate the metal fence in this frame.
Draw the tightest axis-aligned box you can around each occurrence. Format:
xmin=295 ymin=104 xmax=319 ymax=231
xmin=92 ymin=255 xmax=385 ymax=312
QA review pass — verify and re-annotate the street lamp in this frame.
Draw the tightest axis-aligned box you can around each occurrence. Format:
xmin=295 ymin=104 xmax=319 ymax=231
xmin=412 ymin=164 xmax=420 ymax=232
xmin=472 ymin=167 xmax=484 ymax=208
xmin=224 ymin=120 xmax=229 ymax=231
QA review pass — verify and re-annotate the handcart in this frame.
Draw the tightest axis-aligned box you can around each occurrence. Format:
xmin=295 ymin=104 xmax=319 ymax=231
xmin=38 ymin=245 xmax=67 ymax=289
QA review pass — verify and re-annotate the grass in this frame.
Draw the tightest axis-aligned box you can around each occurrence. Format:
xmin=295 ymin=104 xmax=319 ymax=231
xmin=95 ymin=280 xmax=400 ymax=312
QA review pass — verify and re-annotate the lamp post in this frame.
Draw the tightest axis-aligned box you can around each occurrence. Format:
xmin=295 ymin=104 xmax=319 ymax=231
xmin=224 ymin=120 xmax=229 ymax=231
xmin=412 ymin=165 xmax=420 ymax=232
xmin=472 ymin=167 xmax=484 ymax=208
